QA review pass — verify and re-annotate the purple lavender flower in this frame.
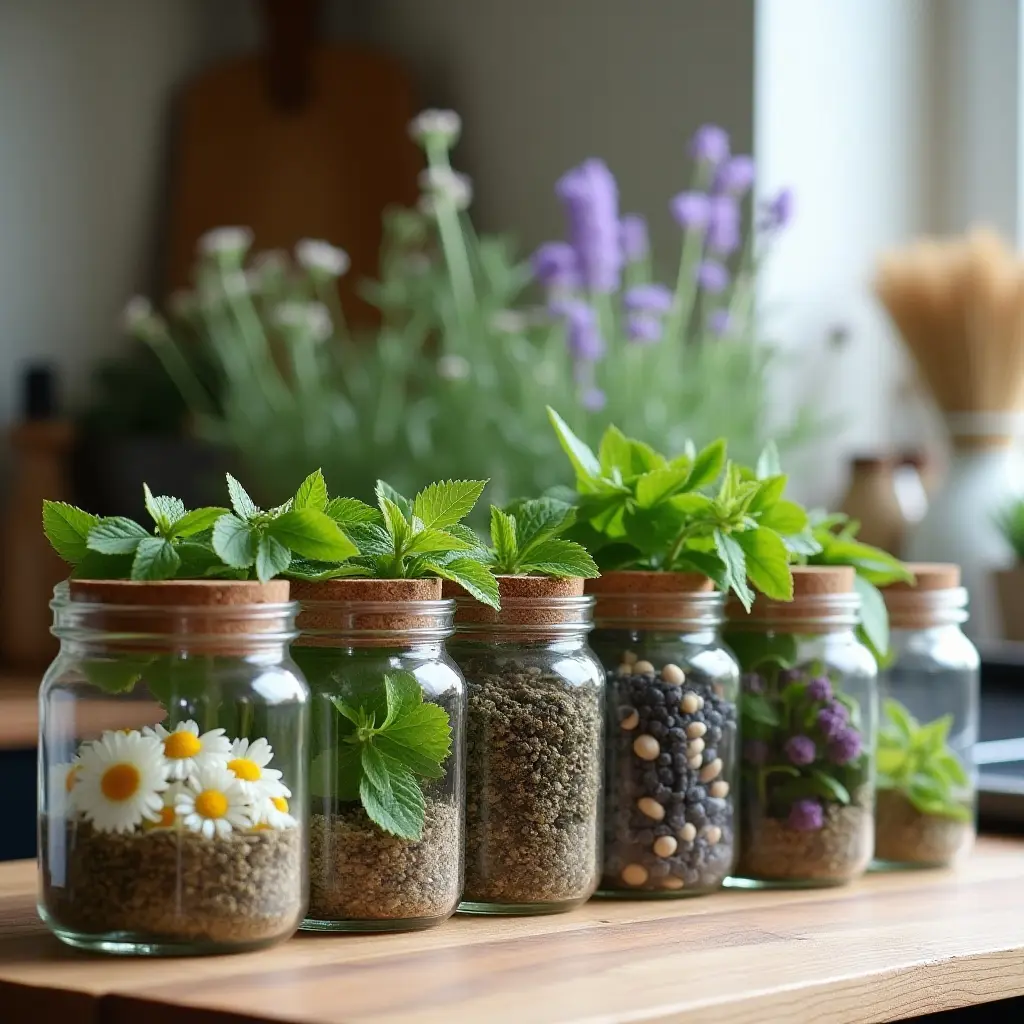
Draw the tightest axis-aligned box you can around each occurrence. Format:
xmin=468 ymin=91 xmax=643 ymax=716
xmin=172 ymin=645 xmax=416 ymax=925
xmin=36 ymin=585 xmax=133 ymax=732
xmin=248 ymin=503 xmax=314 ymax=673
xmin=807 ymin=676 xmax=833 ymax=702
xmin=531 ymin=241 xmax=580 ymax=288
xmin=780 ymin=668 xmax=805 ymax=686
xmin=787 ymin=798 xmax=824 ymax=832
xmin=689 ymin=124 xmax=730 ymax=165
xmin=707 ymin=195 xmax=740 ymax=255
xmin=549 ymin=298 xmax=605 ymax=361
xmin=555 ymin=159 xmax=621 ymax=293
xmin=626 ymin=313 xmax=663 ymax=344
xmin=744 ymin=739 xmax=769 ymax=765
xmin=816 ymin=701 xmax=849 ymax=740
xmin=714 ymin=155 xmax=755 ymax=195
xmin=707 ymin=309 xmax=731 ymax=336
xmin=580 ymin=386 xmax=606 ymax=412
xmin=695 ymin=261 xmax=729 ymax=294
xmin=623 ymin=284 xmax=673 ymax=313
xmin=619 ymin=214 xmax=649 ymax=263
xmin=670 ymin=191 xmax=711 ymax=230
xmin=827 ymin=727 xmax=862 ymax=765
xmin=760 ymin=187 xmax=794 ymax=231
xmin=741 ymin=671 xmax=764 ymax=694
xmin=785 ymin=735 xmax=817 ymax=766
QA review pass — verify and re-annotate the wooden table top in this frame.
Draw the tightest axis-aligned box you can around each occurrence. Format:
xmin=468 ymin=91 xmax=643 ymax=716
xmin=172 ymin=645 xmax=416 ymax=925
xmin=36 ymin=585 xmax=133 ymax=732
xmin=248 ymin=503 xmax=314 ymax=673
xmin=0 ymin=674 xmax=39 ymax=750
xmin=2 ymin=838 xmax=1024 ymax=1023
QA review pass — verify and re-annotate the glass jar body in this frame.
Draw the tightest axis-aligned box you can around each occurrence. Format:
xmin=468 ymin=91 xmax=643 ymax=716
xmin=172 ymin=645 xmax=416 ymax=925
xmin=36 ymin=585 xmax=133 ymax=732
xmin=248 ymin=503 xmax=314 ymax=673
xmin=590 ymin=625 xmax=740 ymax=897
xmin=294 ymin=637 xmax=465 ymax=932
xmin=724 ymin=624 xmax=878 ymax=887
xmin=448 ymin=633 xmax=604 ymax=914
xmin=39 ymin=598 xmax=309 ymax=956
xmin=876 ymin=623 xmax=979 ymax=867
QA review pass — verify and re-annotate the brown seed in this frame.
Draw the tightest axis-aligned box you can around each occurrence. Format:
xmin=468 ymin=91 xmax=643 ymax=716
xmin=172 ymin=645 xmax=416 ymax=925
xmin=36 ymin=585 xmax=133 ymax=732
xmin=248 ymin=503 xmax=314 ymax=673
xmin=699 ymin=758 xmax=723 ymax=783
xmin=686 ymin=722 xmax=707 ymax=739
xmin=620 ymin=709 xmax=639 ymax=731
xmin=623 ymin=651 xmax=638 ymax=665
xmin=687 ymin=754 xmax=703 ymax=769
xmin=637 ymin=797 xmax=665 ymax=821
xmin=661 ymin=663 xmax=685 ymax=685
xmin=709 ymin=781 xmax=730 ymax=798
xmin=653 ymin=835 xmax=678 ymax=858
xmin=621 ymin=863 xmax=649 ymax=886
xmin=617 ymin=663 xmax=633 ymax=677
xmin=633 ymin=734 xmax=660 ymax=761
xmin=687 ymin=737 xmax=705 ymax=756
xmin=678 ymin=822 xmax=697 ymax=843
xmin=633 ymin=660 xmax=655 ymax=675
xmin=680 ymin=693 xmax=700 ymax=714
xmin=702 ymin=825 xmax=722 ymax=845
xmin=661 ymin=875 xmax=685 ymax=891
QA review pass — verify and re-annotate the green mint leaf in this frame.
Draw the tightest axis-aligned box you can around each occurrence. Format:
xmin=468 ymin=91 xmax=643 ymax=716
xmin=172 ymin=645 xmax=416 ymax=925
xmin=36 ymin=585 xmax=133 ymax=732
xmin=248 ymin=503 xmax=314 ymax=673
xmin=268 ymin=499 xmax=294 ymax=517
xmin=490 ymin=507 xmax=519 ymax=567
xmin=935 ymin=750 xmax=969 ymax=787
xmin=359 ymin=752 xmax=425 ymax=839
xmin=810 ymin=768 xmax=851 ymax=805
xmin=256 ymin=533 xmax=292 ymax=581
xmin=423 ymin=557 xmax=501 ymax=609
xmin=673 ymin=551 xmax=729 ymax=587
xmin=42 ymin=500 xmax=98 ymax=564
xmin=176 ymin=541 xmax=230 ymax=577
xmin=81 ymin=657 xmax=152 ymax=694
xmin=521 ymin=538 xmax=599 ymax=578
xmin=285 ymin=559 xmax=368 ymax=580
xmin=854 ymin=576 xmax=889 ymax=662
xmin=635 ymin=465 xmax=694 ymax=508
xmin=375 ymin=480 xmax=412 ymax=521
xmin=345 ymin=523 xmax=395 ymax=557
xmin=88 ymin=517 xmax=150 ymax=555
xmin=226 ymin=473 xmax=260 ymax=521
xmin=741 ymin=692 xmax=781 ymax=726
xmin=143 ymin=484 xmax=186 ymax=535
xmin=412 ymin=479 xmax=487 ymax=528
xmin=329 ymin=696 xmax=363 ymax=726
xmin=293 ymin=469 xmax=328 ymax=510
xmin=735 ymin=527 xmax=793 ymax=600
xmin=268 ymin=508 xmax=358 ymax=562
xmin=443 ymin=522 xmax=486 ymax=550
xmin=378 ymin=697 xmax=452 ymax=778
xmin=505 ymin=498 xmax=574 ymax=553
xmin=71 ymin=551 xmax=135 ymax=579
xmin=212 ymin=513 xmax=258 ymax=568
xmin=818 ymin=538 xmax=913 ymax=583
xmin=547 ymin=406 xmax=602 ymax=488
xmin=756 ymin=440 xmax=782 ymax=480
xmin=913 ymin=714 xmax=953 ymax=754
xmin=378 ymin=495 xmax=411 ymax=550
xmin=884 ymin=697 xmax=918 ymax=740
xmin=361 ymin=744 xmax=393 ymax=795
xmin=325 ymin=497 xmax=381 ymax=526
xmin=668 ymin=492 xmax=716 ymax=517
xmin=382 ymin=672 xmax=424 ymax=730
xmin=309 ymin=745 xmax=362 ymax=802
xmin=598 ymin=424 xmax=635 ymax=477
xmin=714 ymin=528 xmax=753 ymax=610
xmin=782 ymin=528 xmax=823 ymax=557
xmin=171 ymin=506 xmax=229 ymax=538
xmin=687 ymin=439 xmax=727 ymax=490
xmin=877 ymin=746 xmax=908 ymax=777
xmin=405 ymin=527 xmax=474 ymax=557
xmin=748 ymin=476 xmax=787 ymax=514
xmin=130 ymin=537 xmax=181 ymax=581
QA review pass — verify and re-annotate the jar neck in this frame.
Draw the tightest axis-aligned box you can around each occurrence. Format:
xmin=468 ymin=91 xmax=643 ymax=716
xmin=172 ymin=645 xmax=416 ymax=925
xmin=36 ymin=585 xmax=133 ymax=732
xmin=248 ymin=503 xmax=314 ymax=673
xmin=726 ymin=592 xmax=860 ymax=634
xmin=591 ymin=590 xmax=725 ymax=632
xmin=884 ymin=586 xmax=968 ymax=630
xmin=295 ymin=597 xmax=455 ymax=648
xmin=453 ymin=595 xmax=594 ymax=642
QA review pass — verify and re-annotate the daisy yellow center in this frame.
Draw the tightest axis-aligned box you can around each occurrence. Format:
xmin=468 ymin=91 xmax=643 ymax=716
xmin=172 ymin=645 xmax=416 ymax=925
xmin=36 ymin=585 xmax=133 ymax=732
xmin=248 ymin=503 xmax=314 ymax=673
xmin=227 ymin=757 xmax=261 ymax=782
xmin=65 ymin=765 xmax=81 ymax=793
xmin=194 ymin=790 xmax=229 ymax=819
xmin=164 ymin=731 xmax=202 ymax=760
xmin=271 ymin=796 xmax=289 ymax=813
xmin=101 ymin=763 xmax=141 ymax=802
xmin=157 ymin=807 xmax=176 ymax=827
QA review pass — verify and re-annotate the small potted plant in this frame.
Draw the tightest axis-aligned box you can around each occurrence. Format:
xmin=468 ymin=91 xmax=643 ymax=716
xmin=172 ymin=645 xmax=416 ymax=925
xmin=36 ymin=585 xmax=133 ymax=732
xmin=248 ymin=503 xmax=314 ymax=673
xmin=995 ymin=498 xmax=1024 ymax=641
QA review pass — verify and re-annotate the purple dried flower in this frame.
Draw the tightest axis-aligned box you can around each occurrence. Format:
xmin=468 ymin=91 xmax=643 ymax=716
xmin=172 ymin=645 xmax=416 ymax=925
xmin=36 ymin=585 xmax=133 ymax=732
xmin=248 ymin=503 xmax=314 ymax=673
xmin=549 ymin=298 xmax=605 ymax=362
xmin=555 ymin=159 xmax=622 ymax=293
xmin=626 ymin=313 xmax=663 ymax=345
xmin=741 ymin=671 xmax=764 ymax=694
xmin=708 ymin=309 xmax=732 ymax=336
xmin=580 ymin=386 xmax=606 ymax=412
xmin=689 ymin=124 xmax=730 ymax=165
xmin=816 ymin=706 xmax=845 ymax=740
xmin=827 ymin=727 xmax=862 ymax=765
xmin=623 ymin=284 xmax=673 ymax=314
xmin=714 ymin=155 xmax=755 ymax=195
xmin=780 ymin=667 xmax=805 ymax=686
xmin=707 ymin=195 xmax=741 ymax=255
xmin=743 ymin=739 xmax=769 ymax=765
xmin=787 ymin=798 xmax=824 ymax=832
xmin=760 ymin=187 xmax=794 ymax=231
xmin=532 ymin=241 xmax=580 ymax=288
xmin=695 ymin=260 xmax=729 ymax=294
xmin=619 ymin=214 xmax=649 ymax=263
xmin=807 ymin=676 xmax=833 ymax=702
xmin=785 ymin=735 xmax=817 ymax=766
xmin=670 ymin=191 xmax=711 ymax=230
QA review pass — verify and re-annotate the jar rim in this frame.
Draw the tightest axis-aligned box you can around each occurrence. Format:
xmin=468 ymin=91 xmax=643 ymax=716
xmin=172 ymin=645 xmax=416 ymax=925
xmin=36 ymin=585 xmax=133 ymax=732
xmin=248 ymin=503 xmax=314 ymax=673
xmin=452 ymin=594 xmax=595 ymax=637
xmin=885 ymin=586 xmax=969 ymax=628
xmin=295 ymin=598 xmax=456 ymax=646
xmin=591 ymin=589 xmax=725 ymax=630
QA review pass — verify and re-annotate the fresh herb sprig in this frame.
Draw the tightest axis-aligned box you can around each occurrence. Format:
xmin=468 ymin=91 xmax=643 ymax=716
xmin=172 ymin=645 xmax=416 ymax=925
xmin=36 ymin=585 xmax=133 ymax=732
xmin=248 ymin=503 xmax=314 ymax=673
xmin=311 ymin=671 xmax=453 ymax=839
xmin=547 ymin=407 xmax=811 ymax=608
xmin=877 ymin=698 xmax=972 ymax=822
xmin=485 ymin=498 xmax=599 ymax=578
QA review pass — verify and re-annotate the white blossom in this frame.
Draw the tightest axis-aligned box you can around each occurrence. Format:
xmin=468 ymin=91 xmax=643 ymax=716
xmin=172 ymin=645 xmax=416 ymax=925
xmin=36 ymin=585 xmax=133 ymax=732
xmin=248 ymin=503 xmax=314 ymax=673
xmin=408 ymin=109 xmax=461 ymax=146
xmin=417 ymin=168 xmax=473 ymax=213
xmin=295 ymin=238 xmax=350 ymax=278
xmin=198 ymin=226 xmax=254 ymax=259
xmin=274 ymin=301 xmax=332 ymax=343
xmin=437 ymin=354 xmax=471 ymax=381
xmin=121 ymin=295 xmax=165 ymax=340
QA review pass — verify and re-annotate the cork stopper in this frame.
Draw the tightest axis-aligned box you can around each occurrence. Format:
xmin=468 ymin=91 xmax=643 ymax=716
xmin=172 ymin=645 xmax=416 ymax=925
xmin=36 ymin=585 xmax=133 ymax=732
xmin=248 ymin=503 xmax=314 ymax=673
xmin=290 ymin=577 xmax=449 ymax=645
xmin=881 ymin=563 xmax=960 ymax=593
xmin=585 ymin=570 xmax=719 ymax=626
xmin=727 ymin=566 xmax=857 ymax=630
xmin=445 ymin=575 xmax=588 ymax=635
xmin=879 ymin=563 xmax=966 ymax=628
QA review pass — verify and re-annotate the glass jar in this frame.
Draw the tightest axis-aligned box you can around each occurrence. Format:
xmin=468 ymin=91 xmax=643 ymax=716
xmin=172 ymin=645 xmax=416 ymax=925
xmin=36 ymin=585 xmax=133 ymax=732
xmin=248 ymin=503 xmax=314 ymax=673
xmin=875 ymin=564 xmax=978 ymax=867
xmin=586 ymin=572 xmax=740 ymax=897
xmin=290 ymin=578 xmax=465 ymax=932
xmin=446 ymin=576 xmax=604 ymax=915
xmin=724 ymin=566 xmax=878 ymax=887
xmin=39 ymin=580 xmax=309 ymax=956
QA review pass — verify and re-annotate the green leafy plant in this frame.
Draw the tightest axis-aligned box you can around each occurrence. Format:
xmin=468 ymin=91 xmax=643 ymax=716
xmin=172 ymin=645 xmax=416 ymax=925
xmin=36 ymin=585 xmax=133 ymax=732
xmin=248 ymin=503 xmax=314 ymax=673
xmin=311 ymin=672 xmax=453 ymax=840
xmin=484 ymin=498 xmax=599 ymax=578
xmin=547 ymin=407 xmax=812 ymax=608
xmin=877 ymin=698 xmax=972 ymax=822
xmin=996 ymin=498 xmax=1024 ymax=561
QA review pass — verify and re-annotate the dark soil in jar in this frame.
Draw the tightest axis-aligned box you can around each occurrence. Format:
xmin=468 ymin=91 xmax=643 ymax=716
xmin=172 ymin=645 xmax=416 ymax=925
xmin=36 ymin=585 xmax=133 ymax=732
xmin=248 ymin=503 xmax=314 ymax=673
xmin=42 ymin=822 xmax=303 ymax=944
xmin=463 ymin=661 xmax=602 ymax=905
xmin=307 ymin=797 xmax=461 ymax=922
xmin=874 ymin=789 xmax=974 ymax=866
xmin=602 ymin=656 xmax=737 ymax=894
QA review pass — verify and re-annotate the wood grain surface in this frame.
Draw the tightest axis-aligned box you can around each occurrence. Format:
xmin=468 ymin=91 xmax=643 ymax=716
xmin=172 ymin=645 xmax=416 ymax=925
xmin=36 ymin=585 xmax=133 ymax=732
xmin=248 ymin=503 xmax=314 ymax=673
xmin=2 ymin=838 xmax=1024 ymax=1023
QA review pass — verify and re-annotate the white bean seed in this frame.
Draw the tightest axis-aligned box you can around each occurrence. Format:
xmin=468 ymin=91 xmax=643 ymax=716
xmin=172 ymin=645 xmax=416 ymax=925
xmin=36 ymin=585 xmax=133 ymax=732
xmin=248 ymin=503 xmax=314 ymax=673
xmin=634 ymin=660 xmax=655 ymax=675
xmin=633 ymin=734 xmax=660 ymax=760
xmin=637 ymin=797 xmax=665 ymax=821
xmin=680 ymin=693 xmax=700 ymax=714
xmin=620 ymin=709 xmax=639 ymax=731
xmin=699 ymin=758 xmax=723 ymax=783
xmin=678 ymin=822 xmax=697 ymax=843
xmin=686 ymin=721 xmax=707 ymax=739
xmin=621 ymin=863 xmax=649 ymax=886
xmin=709 ymin=781 xmax=730 ymax=798
xmin=653 ymin=835 xmax=678 ymax=858
xmin=661 ymin=663 xmax=685 ymax=685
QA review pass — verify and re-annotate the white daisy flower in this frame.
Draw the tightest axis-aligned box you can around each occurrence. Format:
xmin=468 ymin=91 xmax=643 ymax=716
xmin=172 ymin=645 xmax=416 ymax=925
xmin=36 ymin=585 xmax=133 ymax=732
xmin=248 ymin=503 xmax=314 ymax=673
xmin=254 ymin=794 xmax=298 ymax=831
xmin=75 ymin=731 xmax=169 ymax=834
xmin=295 ymin=238 xmax=350 ymax=278
xmin=47 ymin=759 xmax=82 ymax=819
xmin=143 ymin=720 xmax=231 ymax=781
xmin=408 ymin=108 xmax=461 ymax=146
xmin=144 ymin=782 xmax=187 ymax=831
xmin=176 ymin=766 xmax=252 ymax=839
xmin=198 ymin=226 xmax=254 ymax=259
xmin=225 ymin=737 xmax=287 ymax=802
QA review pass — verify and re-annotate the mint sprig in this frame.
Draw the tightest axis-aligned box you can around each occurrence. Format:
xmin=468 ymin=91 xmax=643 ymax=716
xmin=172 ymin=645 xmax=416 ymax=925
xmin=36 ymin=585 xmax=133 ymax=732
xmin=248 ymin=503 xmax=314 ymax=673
xmin=484 ymin=498 xmax=598 ymax=578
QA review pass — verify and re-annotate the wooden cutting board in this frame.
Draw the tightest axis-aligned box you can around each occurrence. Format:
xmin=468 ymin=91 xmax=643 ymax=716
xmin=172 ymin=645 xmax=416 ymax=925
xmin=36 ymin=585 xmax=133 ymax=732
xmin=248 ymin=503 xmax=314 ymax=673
xmin=164 ymin=0 xmax=421 ymax=327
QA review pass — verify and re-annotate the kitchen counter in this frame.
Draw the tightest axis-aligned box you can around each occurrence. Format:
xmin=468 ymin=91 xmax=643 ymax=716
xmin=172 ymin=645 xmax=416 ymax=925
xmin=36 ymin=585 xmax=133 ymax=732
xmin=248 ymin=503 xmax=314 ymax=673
xmin=2 ymin=837 xmax=1024 ymax=1023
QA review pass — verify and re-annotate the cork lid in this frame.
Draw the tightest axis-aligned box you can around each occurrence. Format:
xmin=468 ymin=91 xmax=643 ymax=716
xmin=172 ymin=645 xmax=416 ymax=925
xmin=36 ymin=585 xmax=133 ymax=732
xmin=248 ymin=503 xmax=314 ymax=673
xmin=445 ymin=575 xmax=588 ymax=633
xmin=879 ymin=563 xmax=967 ymax=628
xmin=585 ymin=570 xmax=721 ymax=626
xmin=880 ymin=563 xmax=960 ymax=592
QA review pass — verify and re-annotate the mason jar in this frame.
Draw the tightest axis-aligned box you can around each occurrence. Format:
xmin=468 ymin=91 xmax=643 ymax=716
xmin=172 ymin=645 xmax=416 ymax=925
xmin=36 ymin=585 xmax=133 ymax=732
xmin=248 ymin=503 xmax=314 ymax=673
xmin=875 ymin=564 xmax=978 ymax=867
xmin=585 ymin=572 xmax=739 ymax=897
xmin=39 ymin=580 xmax=309 ymax=956
xmin=290 ymin=578 xmax=464 ymax=932
xmin=724 ymin=566 xmax=878 ymax=887
xmin=446 ymin=576 xmax=604 ymax=915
